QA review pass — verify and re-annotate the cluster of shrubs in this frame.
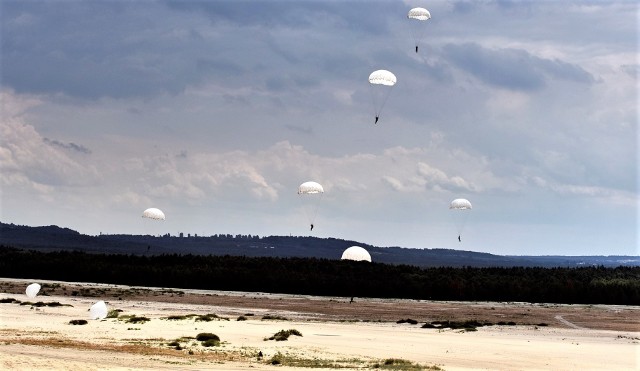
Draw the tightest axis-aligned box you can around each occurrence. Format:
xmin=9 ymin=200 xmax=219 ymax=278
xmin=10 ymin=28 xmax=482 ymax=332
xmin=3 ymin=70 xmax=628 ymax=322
xmin=396 ymin=318 xmax=549 ymax=331
xmin=265 ymin=329 xmax=303 ymax=341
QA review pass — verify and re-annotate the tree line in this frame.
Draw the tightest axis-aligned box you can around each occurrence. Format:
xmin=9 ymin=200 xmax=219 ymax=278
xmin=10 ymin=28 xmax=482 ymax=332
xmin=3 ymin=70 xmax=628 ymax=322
xmin=1 ymin=246 xmax=638 ymax=305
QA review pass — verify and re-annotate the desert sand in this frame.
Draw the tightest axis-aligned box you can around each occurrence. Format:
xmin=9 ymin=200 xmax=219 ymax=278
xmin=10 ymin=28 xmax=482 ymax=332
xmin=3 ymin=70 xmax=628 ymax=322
xmin=1 ymin=278 xmax=638 ymax=370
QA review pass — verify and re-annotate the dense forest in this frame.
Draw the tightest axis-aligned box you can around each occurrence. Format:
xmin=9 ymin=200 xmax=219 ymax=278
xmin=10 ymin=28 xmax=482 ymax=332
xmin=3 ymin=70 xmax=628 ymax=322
xmin=2 ymin=222 xmax=638 ymax=268
xmin=1 ymin=246 xmax=638 ymax=305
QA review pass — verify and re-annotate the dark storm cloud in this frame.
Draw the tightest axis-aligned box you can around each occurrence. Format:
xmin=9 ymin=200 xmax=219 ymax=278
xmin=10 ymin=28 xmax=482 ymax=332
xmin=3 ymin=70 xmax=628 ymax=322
xmin=43 ymin=138 xmax=91 ymax=154
xmin=1 ymin=1 xmax=401 ymax=100
xmin=1 ymin=1 xmax=219 ymax=99
xmin=443 ymin=43 xmax=593 ymax=90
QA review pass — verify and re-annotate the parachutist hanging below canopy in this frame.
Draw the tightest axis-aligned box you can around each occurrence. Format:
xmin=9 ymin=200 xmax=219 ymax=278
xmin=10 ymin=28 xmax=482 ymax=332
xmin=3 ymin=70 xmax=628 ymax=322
xmin=298 ymin=181 xmax=324 ymax=231
xmin=450 ymin=198 xmax=472 ymax=242
xmin=407 ymin=7 xmax=431 ymax=54
xmin=368 ymin=69 xmax=396 ymax=125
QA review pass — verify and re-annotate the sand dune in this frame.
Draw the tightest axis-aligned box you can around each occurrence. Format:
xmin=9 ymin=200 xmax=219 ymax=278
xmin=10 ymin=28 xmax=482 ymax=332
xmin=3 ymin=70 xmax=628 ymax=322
xmin=1 ymin=278 xmax=638 ymax=370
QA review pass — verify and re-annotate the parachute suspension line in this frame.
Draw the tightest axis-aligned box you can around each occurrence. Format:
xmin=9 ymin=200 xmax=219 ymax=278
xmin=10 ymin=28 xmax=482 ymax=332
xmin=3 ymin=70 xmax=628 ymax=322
xmin=376 ymin=84 xmax=395 ymax=121
xmin=369 ymin=84 xmax=395 ymax=123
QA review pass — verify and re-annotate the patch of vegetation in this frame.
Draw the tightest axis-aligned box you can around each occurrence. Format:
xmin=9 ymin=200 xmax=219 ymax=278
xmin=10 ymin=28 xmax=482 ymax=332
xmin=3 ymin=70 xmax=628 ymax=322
xmin=201 ymin=339 xmax=220 ymax=347
xmin=19 ymin=301 xmax=72 ymax=308
xmin=263 ymin=353 xmax=440 ymax=370
xmin=373 ymin=358 xmax=441 ymax=370
xmin=0 ymin=298 xmax=18 ymax=304
xmin=69 ymin=319 xmax=88 ymax=325
xmin=262 ymin=314 xmax=288 ymax=321
xmin=106 ymin=309 xmax=121 ymax=318
xmin=118 ymin=315 xmax=150 ymax=324
xmin=265 ymin=329 xmax=303 ymax=341
xmin=422 ymin=320 xmax=493 ymax=331
xmin=195 ymin=313 xmax=229 ymax=322
xmin=396 ymin=318 xmax=418 ymax=325
xmin=237 ymin=315 xmax=247 ymax=321
xmin=164 ymin=314 xmax=195 ymax=321
xmin=195 ymin=333 xmax=220 ymax=347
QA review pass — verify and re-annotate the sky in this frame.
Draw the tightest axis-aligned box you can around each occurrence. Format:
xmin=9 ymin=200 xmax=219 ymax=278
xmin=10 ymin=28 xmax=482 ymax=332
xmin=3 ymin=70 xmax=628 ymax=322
xmin=1 ymin=0 xmax=638 ymax=256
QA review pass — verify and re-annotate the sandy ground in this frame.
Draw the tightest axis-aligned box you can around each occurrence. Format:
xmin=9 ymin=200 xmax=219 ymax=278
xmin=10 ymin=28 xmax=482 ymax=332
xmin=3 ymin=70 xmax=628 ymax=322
xmin=0 ymin=278 xmax=638 ymax=370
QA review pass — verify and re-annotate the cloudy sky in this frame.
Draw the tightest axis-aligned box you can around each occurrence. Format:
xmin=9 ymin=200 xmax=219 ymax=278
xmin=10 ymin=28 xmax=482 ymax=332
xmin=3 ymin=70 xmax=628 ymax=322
xmin=1 ymin=0 xmax=637 ymax=256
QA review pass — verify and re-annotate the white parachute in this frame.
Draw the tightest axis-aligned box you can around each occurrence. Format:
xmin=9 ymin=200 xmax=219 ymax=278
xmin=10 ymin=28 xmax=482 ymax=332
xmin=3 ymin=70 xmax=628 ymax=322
xmin=89 ymin=300 xmax=108 ymax=320
xmin=142 ymin=207 xmax=165 ymax=239
xmin=298 ymin=181 xmax=324 ymax=231
xmin=449 ymin=198 xmax=472 ymax=242
xmin=25 ymin=283 xmax=41 ymax=299
xmin=407 ymin=7 xmax=431 ymax=53
xmin=341 ymin=246 xmax=372 ymax=262
xmin=142 ymin=208 xmax=165 ymax=220
xmin=368 ymin=69 xmax=397 ymax=124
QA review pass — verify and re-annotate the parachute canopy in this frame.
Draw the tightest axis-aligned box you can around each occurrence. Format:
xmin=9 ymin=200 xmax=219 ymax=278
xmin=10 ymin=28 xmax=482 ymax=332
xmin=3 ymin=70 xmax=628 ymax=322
xmin=298 ymin=181 xmax=324 ymax=228
xmin=449 ymin=198 xmax=472 ymax=240
xmin=298 ymin=181 xmax=324 ymax=195
xmin=25 ymin=283 xmax=41 ymax=299
xmin=341 ymin=246 xmax=372 ymax=262
xmin=90 ymin=300 xmax=108 ymax=320
xmin=368 ymin=70 xmax=397 ymax=124
xmin=368 ymin=70 xmax=397 ymax=86
xmin=407 ymin=7 xmax=431 ymax=21
xmin=407 ymin=7 xmax=431 ymax=53
xmin=142 ymin=208 xmax=165 ymax=220
xmin=449 ymin=198 xmax=472 ymax=210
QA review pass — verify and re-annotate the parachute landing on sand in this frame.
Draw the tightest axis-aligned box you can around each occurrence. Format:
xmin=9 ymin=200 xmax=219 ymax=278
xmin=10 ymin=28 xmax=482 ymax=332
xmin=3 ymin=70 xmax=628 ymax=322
xmin=25 ymin=283 xmax=41 ymax=299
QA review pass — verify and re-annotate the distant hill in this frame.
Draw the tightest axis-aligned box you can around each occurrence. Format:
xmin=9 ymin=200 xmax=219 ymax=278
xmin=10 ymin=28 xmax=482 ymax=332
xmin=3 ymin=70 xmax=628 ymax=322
xmin=1 ymin=222 xmax=637 ymax=268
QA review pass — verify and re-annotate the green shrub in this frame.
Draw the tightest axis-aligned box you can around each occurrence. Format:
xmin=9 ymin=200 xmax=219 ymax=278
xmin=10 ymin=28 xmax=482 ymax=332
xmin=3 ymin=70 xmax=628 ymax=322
xmin=396 ymin=318 xmax=418 ymax=325
xmin=69 ymin=319 xmax=88 ymax=325
xmin=106 ymin=309 xmax=120 ymax=318
xmin=196 ymin=333 xmax=220 ymax=342
xmin=265 ymin=329 xmax=303 ymax=341
xmin=201 ymin=339 xmax=220 ymax=347
xmin=196 ymin=313 xmax=229 ymax=322
xmin=118 ymin=315 xmax=149 ymax=324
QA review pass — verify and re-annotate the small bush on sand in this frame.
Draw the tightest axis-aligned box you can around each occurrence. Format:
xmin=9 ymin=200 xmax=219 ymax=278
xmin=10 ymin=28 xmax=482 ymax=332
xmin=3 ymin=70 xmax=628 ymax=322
xmin=396 ymin=318 xmax=418 ymax=325
xmin=69 ymin=319 xmax=88 ymax=325
xmin=196 ymin=313 xmax=229 ymax=322
xmin=262 ymin=314 xmax=288 ymax=321
xmin=265 ymin=329 xmax=303 ymax=341
xmin=196 ymin=333 xmax=220 ymax=342
xmin=0 ymin=298 xmax=17 ymax=304
xmin=106 ymin=309 xmax=120 ymax=318
xmin=118 ymin=315 xmax=150 ymax=324
xmin=196 ymin=333 xmax=220 ymax=347
xmin=202 ymin=339 xmax=220 ymax=347
xmin=237 ymin=316 xmax=247 ymax=321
